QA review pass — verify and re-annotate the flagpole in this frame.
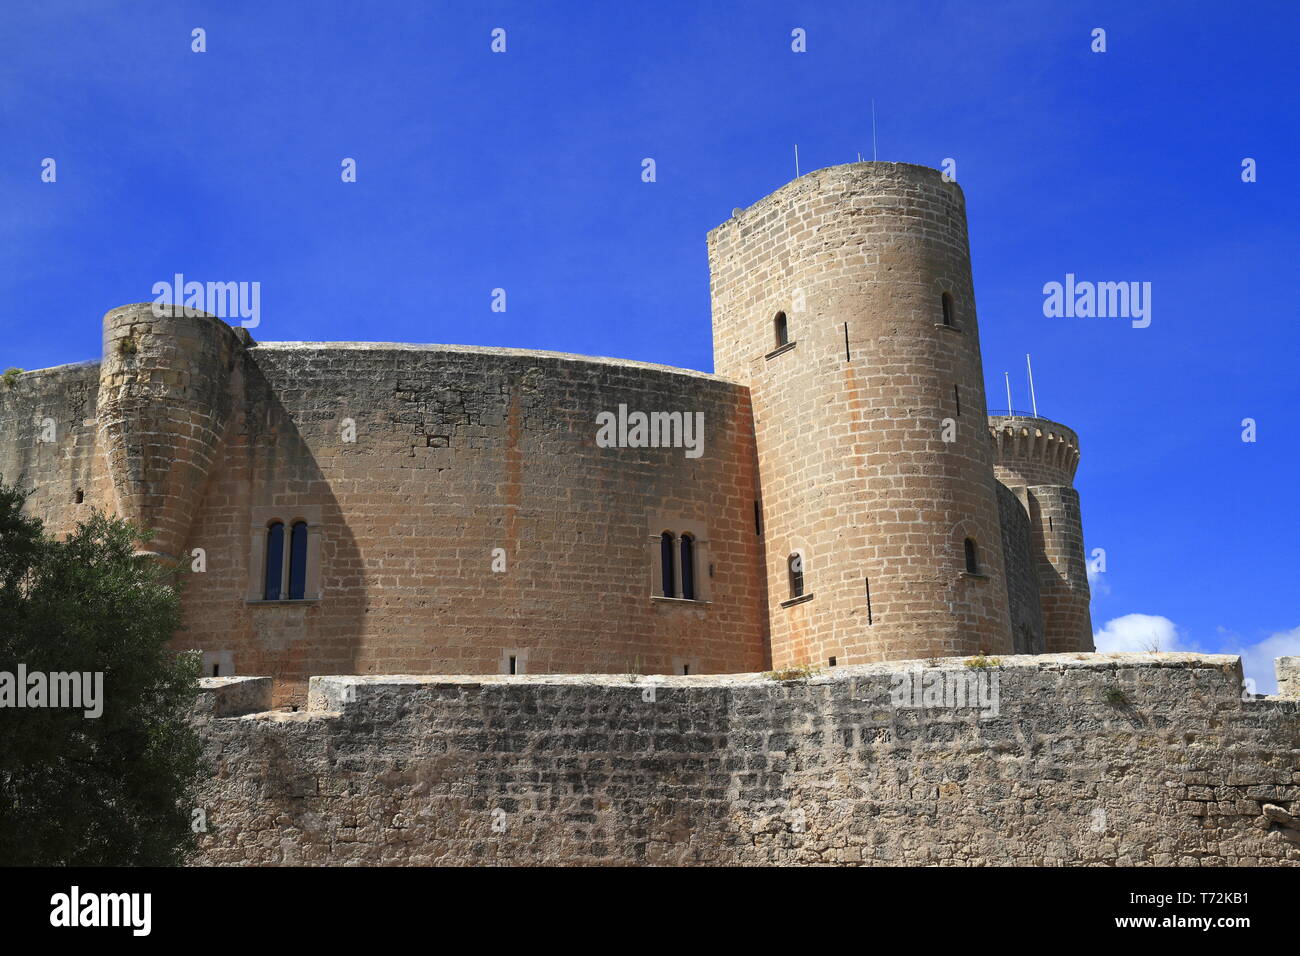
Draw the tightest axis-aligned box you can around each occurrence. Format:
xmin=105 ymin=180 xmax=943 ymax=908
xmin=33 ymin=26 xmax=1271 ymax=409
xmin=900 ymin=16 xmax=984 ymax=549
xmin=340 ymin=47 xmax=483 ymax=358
xmin=1026 ymin=354 xmax=1038 ymax=417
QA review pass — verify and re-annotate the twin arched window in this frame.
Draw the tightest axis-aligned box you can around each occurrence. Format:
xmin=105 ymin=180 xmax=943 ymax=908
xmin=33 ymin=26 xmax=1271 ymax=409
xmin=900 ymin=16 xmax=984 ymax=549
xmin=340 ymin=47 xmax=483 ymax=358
xmin=264 ymin=520 xmax=309 ymax=600
xmin=660 ymin=531 xmax=697 ymax=599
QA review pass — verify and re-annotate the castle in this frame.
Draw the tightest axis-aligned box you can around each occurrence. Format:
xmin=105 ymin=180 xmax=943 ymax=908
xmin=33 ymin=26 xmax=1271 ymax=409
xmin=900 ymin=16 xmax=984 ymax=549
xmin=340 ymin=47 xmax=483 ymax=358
xmin=1 ymin=162 xmax=1093 ymax=705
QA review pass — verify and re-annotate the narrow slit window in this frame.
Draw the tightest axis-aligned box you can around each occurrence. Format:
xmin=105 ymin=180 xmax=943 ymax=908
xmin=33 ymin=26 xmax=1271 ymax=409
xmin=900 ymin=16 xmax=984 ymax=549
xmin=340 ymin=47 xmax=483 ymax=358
xmin=964 ymin=538 xmax=979 ymax=575
xmin=774 ymin=311 xmax=789 ymax=348
xmin=509 ymin=655 xmax=517 ymax=675
xmin=941 ymin=292 xmax=954 ymax=327
xmin=288 ymin=521 xmax=309 ymax=600
xmin=680 ymin=534 xmax=696 ymax=600
xmin=865 ymin=576 xmax=873 ymax=624
xmin=788 ymin=553 xmax=804 ymax=599
xmin=660 ymin=532 xmax=676 ymax=598
xmin=263 ymin=522 xmax=285 ymax=600
xmin=953 ymin=384 xmax=961 ymax=416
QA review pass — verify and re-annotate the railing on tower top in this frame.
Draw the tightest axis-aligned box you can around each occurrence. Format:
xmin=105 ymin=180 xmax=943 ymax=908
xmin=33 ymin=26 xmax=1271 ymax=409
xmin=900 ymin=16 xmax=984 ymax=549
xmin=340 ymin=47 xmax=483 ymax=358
xmin=986 ymin=408 xmax=1052 ymax=419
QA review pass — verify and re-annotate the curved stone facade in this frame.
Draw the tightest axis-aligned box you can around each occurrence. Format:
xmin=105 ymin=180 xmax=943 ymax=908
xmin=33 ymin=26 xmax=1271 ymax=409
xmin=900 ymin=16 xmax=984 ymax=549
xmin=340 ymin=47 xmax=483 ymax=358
xmin=5 ymin=316 xmax=770 ymax=703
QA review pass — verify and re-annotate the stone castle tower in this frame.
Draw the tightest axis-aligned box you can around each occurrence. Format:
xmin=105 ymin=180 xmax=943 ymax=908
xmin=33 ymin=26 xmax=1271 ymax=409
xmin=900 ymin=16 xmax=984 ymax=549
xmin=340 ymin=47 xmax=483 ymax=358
xmin=97 ymin=303 xmax=245 ymax=562
xmin=989 ymin=415 xmax=1092 ymax=651
xmin=0 ymin=161 xmax=1093 ymax=703
xmin=709 ymin=162 xmax=1089 ymax=666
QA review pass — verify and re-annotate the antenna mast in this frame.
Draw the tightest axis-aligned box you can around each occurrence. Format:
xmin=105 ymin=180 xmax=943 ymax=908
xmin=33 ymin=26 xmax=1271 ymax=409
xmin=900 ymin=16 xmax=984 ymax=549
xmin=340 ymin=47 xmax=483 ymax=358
xmin=871 ymin=100 xmax=877 ymax=161
xmin=1026 ymin=354 xmax=1039 ymax=417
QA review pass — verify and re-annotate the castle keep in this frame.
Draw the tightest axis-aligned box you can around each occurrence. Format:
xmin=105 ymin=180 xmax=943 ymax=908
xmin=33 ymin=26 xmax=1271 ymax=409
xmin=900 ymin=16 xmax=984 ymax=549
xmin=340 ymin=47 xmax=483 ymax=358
xmin=1 ymin=163 xmax=1093 ymax=704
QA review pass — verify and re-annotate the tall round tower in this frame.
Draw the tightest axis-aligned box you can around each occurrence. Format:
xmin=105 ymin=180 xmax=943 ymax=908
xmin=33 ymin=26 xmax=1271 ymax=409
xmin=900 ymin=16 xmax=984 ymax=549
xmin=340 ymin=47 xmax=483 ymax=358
xmin=97 ymin=303 xmax=244 ymax=560
xmin=988 ymin=415 xmax=1093 ymax=652
xmin=709 ymin=162 xmax=1012 ymax=667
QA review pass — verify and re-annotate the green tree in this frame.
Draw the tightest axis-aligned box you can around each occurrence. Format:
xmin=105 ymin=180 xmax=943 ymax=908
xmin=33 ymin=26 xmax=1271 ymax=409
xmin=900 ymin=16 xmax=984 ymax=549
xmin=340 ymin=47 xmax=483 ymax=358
xmin=0 ymin=482 xmax=205 ymax=865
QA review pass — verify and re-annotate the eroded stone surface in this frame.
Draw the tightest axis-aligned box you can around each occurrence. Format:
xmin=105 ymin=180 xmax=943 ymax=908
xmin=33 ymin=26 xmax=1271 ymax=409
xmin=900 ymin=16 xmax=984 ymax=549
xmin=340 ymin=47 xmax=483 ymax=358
xmin=190 ymin=653 xmax=1300 ymax=866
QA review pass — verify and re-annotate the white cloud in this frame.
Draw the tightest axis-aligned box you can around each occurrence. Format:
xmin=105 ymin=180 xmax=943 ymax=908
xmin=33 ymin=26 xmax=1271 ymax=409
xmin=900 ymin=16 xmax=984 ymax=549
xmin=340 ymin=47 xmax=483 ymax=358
xmin=1092 ymin=615 xmax=1300 ymax=695
xmin=1234 ymin=626 xmax=1300 ymax=696
xmin=1093 ymin=613 xmax=1184 ymax=653
xmin=1087 ymin=564 xmax=1110 ymax=597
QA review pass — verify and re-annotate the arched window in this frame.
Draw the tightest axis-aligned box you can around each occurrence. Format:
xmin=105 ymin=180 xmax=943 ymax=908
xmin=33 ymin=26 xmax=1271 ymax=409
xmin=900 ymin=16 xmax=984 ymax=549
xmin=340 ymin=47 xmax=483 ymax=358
xmin=680 ymin=534 xmax=696 ymax=600
xmin=941 ymin=292 xmax=954 ymax=327
xmin=774 ymin=311 xmax=789 ymax=347
xmin=964 ymin=537 xmax=979 ymax=575
xmin=264 ymin=522 xmax=285 ymax=600
xmin=660 ymin=532 xmax=676 ymax=598
xmin=788 ymin=552 xmax=804 ymax=599
xmin=288 ymin=521 xmax=309 ymax=600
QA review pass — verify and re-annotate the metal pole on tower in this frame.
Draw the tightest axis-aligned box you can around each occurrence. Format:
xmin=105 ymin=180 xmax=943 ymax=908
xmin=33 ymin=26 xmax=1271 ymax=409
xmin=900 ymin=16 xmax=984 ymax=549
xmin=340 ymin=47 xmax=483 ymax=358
xmin=794 ymin=144 xmax=800 ymax=178
xmin=872 ymin=100 xmax=877 ymax=161
xmin=1005 ymin=372 xmax=1013 ymax=415
xmin=1026 ymin=354 xmax=1039 ymax=417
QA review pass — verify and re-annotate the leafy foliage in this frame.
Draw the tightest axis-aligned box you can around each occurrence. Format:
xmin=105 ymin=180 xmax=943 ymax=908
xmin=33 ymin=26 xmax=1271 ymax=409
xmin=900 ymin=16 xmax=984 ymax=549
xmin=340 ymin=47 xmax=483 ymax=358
xmin=0 ymin=482 xmax=204 ymax=865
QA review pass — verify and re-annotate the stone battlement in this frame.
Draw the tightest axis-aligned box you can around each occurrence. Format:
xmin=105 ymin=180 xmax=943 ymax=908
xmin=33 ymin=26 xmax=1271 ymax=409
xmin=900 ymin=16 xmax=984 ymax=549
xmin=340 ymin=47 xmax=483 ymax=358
xmin=989 ymin=415 xmax=1082 ymax=485
xmin=190 ymin=653 xmax=1300 ymax=866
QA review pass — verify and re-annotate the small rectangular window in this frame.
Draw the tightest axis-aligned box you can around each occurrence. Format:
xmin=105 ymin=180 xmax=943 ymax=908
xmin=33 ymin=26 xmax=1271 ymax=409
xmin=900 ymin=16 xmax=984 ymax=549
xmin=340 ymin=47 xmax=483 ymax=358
xmin=288 ymin=522 xmax=309 ymax=599
xmin=509 ymin=655 xmax=517 ymax=675
xmin=680 ymin=535 xmax=696 ymax=600
xmin=660 ymin=532 xmax=676 ymax=598
xmin=263 ymin=523 xmax=284 ymax=600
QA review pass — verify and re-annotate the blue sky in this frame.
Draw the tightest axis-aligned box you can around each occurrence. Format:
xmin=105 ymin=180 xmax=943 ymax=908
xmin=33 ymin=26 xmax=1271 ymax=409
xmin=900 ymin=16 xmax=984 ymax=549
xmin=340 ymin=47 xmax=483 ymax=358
xmin=3 ymin=1 xmax=1297 ymax=687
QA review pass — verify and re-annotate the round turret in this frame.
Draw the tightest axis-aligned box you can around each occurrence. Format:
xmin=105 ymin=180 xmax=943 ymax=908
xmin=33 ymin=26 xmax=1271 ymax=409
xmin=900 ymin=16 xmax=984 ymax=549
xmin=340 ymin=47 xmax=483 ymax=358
xmin=97 ymin=303 xmax=245 ymax=560
xmin=988 ymin=415 xmax=1080 ymax=486
xmin=709 ymin=162 xmax=1013 ymax=665
xmin=987 ymin=414 xmax=1092 ymax=653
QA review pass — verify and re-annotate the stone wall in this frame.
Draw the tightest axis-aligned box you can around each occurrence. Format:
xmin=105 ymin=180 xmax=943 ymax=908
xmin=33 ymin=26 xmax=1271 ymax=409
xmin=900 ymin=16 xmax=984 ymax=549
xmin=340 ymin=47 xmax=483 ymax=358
xmin=995 ymin=482 xmax=1044 ymax=654
xmin=191 ymin=653 xmax=1300 ymax=865
xmin=182 ymin=341 xmax=768 ymax=703
xmin=0 ymin=361 xmax=110 ymax=540
xmin=2 ymin=325 xmax=771 ymax=706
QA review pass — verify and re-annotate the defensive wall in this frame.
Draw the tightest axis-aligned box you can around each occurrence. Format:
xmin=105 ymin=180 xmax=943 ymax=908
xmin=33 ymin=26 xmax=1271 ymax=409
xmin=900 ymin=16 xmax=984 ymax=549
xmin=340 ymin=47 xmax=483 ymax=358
xmin=190 ymin=653 xmax=1300 ymax=866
